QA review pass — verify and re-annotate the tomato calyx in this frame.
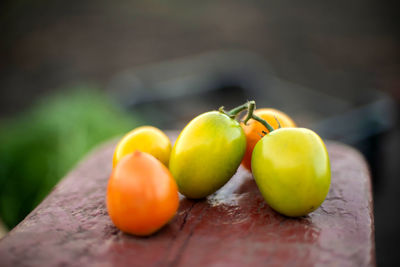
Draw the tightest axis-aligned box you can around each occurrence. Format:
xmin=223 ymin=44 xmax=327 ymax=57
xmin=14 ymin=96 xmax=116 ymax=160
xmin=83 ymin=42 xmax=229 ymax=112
xmin=219 ymin=100 xmax=275 ymax=133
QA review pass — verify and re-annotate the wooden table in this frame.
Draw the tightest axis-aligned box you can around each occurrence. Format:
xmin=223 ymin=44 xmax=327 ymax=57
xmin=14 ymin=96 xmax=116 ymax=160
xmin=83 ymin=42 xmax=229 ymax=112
xmin=0 ymin=134 xmax=375 ymax=267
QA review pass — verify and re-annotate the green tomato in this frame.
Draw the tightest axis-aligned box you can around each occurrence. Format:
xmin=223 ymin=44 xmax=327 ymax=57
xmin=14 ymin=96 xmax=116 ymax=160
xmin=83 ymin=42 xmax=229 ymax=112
xmin=169 ymin=111 xmax=246 ymax=199
xmin=252 ymin=128 xmax=331 ymax=217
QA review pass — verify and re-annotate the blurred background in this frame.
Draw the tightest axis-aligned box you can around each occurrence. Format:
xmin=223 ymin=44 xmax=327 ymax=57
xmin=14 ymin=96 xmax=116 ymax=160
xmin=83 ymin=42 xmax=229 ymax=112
xmin=0 ymin=0 xmax=399 ymax=265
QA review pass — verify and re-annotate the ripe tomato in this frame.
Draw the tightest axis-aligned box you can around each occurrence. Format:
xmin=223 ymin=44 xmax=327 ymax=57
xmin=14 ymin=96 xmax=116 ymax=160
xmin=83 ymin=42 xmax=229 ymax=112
xmin=107 ymin=151 xmax=179 ymax=236
xmin=241 ymin=108 xmax=296 ymax=171
xmin=252 ymin=128 xmax=331 ymax=217
xmin=169 ymin=111 xmax=246 ymax=199
xmin=113 ymin=126 xmax=171 ymax=168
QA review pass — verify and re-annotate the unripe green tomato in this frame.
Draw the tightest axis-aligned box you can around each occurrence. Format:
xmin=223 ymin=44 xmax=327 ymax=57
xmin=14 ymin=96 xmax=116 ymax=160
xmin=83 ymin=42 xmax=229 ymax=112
xmin=252 ymin=128 xmax=331 ymax=217
xmin=169 ymin=111 xmax=246 ymax=199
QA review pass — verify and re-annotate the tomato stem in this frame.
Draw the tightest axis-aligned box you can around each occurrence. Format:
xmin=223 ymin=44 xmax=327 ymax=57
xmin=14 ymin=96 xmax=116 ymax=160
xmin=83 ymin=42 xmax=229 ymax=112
xmin=243 ymin=101 xmax=275 ymax=133
xmin=243 ymin=100 xmax=256 ymax=125
xmin=252 ymin=114 xmax=275 ymax=133
xmin=227 ymin=103 xmax=249 ymax=118
xmin=219 ymin=102 xmax=249 ymax=119
xmin=219 ymin=100 xmax=275 ymax=133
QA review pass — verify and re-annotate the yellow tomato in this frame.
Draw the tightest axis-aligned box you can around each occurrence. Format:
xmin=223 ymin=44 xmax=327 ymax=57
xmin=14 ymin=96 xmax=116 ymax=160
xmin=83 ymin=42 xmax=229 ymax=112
xmin=113 ymin=126 xmax=171 ymax=168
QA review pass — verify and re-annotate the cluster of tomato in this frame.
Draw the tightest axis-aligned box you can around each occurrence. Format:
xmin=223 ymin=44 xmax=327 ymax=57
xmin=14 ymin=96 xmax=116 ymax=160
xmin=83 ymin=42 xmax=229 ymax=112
xmin=106 ymin=101 xmax=331 ymax=236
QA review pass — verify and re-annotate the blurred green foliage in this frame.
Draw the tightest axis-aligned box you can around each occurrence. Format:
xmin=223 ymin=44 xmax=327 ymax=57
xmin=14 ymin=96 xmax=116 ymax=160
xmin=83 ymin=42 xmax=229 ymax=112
xmin=0 ymin=88 xmax=140 ymax=229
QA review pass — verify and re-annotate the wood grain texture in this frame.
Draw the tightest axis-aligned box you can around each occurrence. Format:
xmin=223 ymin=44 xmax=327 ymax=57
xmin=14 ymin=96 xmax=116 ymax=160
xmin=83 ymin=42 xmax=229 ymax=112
xmin=0 ymin=133 xmax=375 ymax=267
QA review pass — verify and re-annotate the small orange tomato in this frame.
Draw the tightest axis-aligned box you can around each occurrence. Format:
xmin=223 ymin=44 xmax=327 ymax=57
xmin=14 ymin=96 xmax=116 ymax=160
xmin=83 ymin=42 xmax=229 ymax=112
xmin=107 ymin=151 xmax=179 ymax=236
xmin=241 ymin=108 xmax=296 ymax=171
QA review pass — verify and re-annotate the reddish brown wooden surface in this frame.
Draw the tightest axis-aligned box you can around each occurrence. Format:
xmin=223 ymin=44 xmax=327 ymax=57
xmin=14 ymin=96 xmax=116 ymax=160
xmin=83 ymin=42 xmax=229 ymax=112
xmin=0 ymin=134 xmax=375 ymax=267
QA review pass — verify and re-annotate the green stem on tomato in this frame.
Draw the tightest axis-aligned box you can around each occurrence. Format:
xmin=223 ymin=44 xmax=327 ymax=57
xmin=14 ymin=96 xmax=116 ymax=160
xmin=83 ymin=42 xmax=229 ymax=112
xmin=243 ymin=100 xmax=255 ymax=125
xmin=219 ymin=102 xmax=249 ymax=119
xmin=219 ymin=100 xmax=275 ymax=133
xmin=252 ymin=114 xmax=275 ymax=133
xmin=227 ymin=102 xmax=249 ymax=118
xmin=243 ymin=101 xmax=275 ymax=133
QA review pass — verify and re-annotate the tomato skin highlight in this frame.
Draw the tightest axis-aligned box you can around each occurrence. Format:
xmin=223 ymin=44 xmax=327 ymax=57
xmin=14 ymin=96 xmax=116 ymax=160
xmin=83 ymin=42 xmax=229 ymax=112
xmin=112 ymin=126 xmax=171 ymax=168
xmin=107 ymin=151 xmax=179 ymax=236
xmin=169 ymin=111 xmax=246 ymax=199
xmin=252 ymin=128 xmax=331 ymax=217
xmin=241 ymin=108 xmax=296 ymax=171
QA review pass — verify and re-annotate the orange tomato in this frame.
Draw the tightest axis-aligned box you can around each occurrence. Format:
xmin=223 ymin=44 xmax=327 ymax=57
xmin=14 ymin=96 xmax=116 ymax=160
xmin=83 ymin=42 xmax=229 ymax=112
xmin=241 ymin=108 xmax=296 ymax=171
xmin=107 ymin=151 xmax=179 ymax=236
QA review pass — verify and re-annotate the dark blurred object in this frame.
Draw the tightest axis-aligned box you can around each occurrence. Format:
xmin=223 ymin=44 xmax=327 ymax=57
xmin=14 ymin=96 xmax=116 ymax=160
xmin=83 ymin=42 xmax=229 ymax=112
xmin=0 ymin=88 xmax=140 ymax=229
xmin=1 ymin=1 xmax=399 ymax=120
xmin=109 ymin=50 xmax=396 ymax=156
